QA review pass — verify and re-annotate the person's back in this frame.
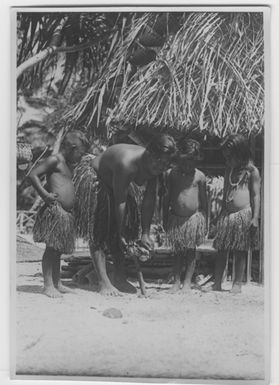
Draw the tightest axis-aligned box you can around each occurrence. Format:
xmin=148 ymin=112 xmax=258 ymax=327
xmin=92 ymin=144 xmax=145 ymax=188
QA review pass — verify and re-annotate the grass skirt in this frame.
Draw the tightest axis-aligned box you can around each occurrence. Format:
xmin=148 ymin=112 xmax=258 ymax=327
xmin=166 ymin=211 xmax=206 ymax=252
xmin=73 ymin=155 xmax=140 ymax=252
xmin=73 ymin=155 xmax=99 ymax=241
xmin=213 ymin=206 xmax=259 ymax=251
xmin=33 ymin=202 xmax=75 ymax=254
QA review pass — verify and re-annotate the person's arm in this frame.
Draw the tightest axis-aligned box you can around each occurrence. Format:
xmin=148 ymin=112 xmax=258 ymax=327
xmin=250 ymin=166 xmax=261 ymax=228
xmin=28 ymin=156 xmax=59 ymax=204
xmin=199 ymin=172 xmax=208 ymax=222
xmin=141 ymin=178 xmax=157 ymax=250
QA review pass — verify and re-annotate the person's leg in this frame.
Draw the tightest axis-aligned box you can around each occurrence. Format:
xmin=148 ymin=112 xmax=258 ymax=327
xmin=113 ymin=251 xmax=137 ymax=294
xmin=42 ymin=247 xmax=62 ymax=298
xmin=231 ymin=250 xmax=247 ymax=294
xmin=181 ymin=249 xmax=196 ymax=293
xmin=212 ymin=250 xmax=228 ymax=291
xmin=89 ymin=243 xmax=120 ymax=296
xmin=169 ymin=252 xmax=183 ymax=293
xmin=52 ymin=253 xmax=74 ymax=294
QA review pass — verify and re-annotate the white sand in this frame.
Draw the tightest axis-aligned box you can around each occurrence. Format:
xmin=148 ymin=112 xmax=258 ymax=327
xmin=15 ymin=262 xmax=265 ymax=380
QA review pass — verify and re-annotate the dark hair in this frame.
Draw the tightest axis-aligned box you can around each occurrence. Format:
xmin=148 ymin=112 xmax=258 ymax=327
xmin=146 ymin=133 xmax=177 ymax=158
xmin=177 ymin=137 xmax=202 ymax=160
xmin=221 ymin=134 xmax=251 ymax=165
xmin=62 ymin=130 xmax=90 ymax=151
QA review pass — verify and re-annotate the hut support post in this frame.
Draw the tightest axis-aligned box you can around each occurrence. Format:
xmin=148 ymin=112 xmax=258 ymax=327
xmin=232 ymin=253 xmax=236 ymax=282
xmin=246 ymin=248 xmax=252 ymax=283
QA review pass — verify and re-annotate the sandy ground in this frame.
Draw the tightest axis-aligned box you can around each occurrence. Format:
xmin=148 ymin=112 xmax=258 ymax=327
xmin=15 ymin=261 xmax=265 ymax=380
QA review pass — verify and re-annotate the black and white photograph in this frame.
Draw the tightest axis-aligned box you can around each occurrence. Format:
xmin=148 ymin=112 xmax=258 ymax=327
xmin=13 ymin=6 xmax=269 ymax=381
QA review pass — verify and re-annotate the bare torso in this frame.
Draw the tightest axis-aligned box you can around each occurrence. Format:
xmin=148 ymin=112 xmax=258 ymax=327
xmin=46 ymin=157 xmax=75 ymax=212
xmin=225 ymin=167 xmax=251 ymax=213
xmin=169 ymin=168 xmax=201 ymax=217
xmin=92 ymin=144 xmax=147 ymax=187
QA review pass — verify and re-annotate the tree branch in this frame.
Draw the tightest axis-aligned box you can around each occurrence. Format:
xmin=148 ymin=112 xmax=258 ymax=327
xmin=17 ymin=29 xmax=116 ymax=79
xmin=17 ymin=17 xmax=68 ymax=79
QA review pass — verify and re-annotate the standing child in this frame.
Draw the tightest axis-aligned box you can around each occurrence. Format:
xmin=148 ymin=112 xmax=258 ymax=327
xmin=163 ymin=139 xmax=207 ymax=294
xmin=29 ymin=131 xmax=89 ymax=298
xmin=213 ymin=134 xmax=261 ymax=293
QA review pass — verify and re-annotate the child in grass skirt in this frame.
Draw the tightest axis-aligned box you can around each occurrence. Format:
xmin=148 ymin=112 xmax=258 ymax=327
xmin=212 ymin=134 xmax=261 ymax=293
xmin=30 ymin=131 xmax=89 ymax=298
xmin=33 ymin=201 xmax=75 ymax=254
xmin=163 ymin=138 xmax=207 ymax=294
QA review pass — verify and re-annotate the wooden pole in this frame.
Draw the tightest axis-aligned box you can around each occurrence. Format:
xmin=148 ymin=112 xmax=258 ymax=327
xmin=246 ymin=248 xmax=252 ymax=283
xmin=232 ymin=252 xmax=236 ymax=282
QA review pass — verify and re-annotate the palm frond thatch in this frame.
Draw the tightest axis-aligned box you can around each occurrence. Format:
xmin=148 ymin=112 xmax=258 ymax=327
xmin=17 ymin=12 xmax=128 ymax=92
xmin=65 ymin=12 xmax=264 ymax=138
xmin=64 ymin=13 xmax=152 ymax=132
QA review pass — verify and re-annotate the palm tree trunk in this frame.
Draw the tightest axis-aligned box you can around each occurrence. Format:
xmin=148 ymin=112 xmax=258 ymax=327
xmin=17 ymin=21 xmax=115 ymax=79
xmin=16 ymin=18 xmax=68 ymax=79
xmin=17 ymin=47 xmax=57 ymax=79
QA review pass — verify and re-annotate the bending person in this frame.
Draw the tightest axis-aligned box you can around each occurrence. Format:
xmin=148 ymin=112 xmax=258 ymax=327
xmin=73 ymin=134 xmax=177 ymax=295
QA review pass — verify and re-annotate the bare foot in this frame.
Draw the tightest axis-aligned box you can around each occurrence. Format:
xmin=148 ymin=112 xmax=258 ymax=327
xmin=231 ymin=283 xmax=242 ymax=294
xmin=57 ymin=284 xmax=75 ymax=294
xmin=43 ymin=286 xmax=63 ymax=298
xmin=168 ymin=282 xmax=181 ymax=294
xmin=179 ymin=285 xmax=192 ymax=295
xmin=99 ymin=283 xmax=121 ymax=296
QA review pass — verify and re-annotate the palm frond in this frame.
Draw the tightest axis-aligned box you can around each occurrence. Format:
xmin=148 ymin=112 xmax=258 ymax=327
xmin=108 ymin=12 xmax=264 ymax=138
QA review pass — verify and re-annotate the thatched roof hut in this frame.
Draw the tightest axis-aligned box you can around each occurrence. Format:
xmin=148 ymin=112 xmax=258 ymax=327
xmin=64 ymin=11 xmax=264 ymax=139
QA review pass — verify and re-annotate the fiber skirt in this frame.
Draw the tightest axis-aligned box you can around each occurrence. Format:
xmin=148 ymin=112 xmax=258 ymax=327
xmin=166 ymin=211 xmax=206 ymax=252
xmin=73 ymin=154 xmax=141 ymax=252
xmin=213 ymin=206 xmax=259 ymax=251
xmin=33 ymin=202 xmax=75 ymax=254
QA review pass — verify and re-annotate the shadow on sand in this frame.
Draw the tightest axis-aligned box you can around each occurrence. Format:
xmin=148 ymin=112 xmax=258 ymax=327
xmin=16 ymin=285 xmax=43 ymax=294
xmin=16 ymin=281 xmax=78 ymax=295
